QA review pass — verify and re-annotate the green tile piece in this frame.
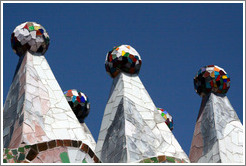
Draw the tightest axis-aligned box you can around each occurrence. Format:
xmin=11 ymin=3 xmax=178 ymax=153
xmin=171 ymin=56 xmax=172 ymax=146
xmin=7 ymin=154 xmax=13 ymax=159
xmin=151 ymin=157 xmax=158 ymax=163
xmin=112 ymin=54 xmax=117 ymax=59
xmin=3 ymin=159 xmax=7 ymax=163
xmin=60 ymin=152 xmax=70 ymax=163
xmin=143 ymin=158 xmax=152 ymax=163
xmin=166 ymin=156 xmax=175 ymax=163
xmin=18 ymin=147 xmax=24 ymax=153
xmin=5 ymin=148 xmax=9 ymax=154
xmin=24 ymin=145 xmax=30 ymax=149
xmin=12 ymin=149 xmax=18 ymax=155
xmin=82 ymin=159 xmax=87 ymax=163
xmin=125 ymin=53 xmax=130 ymax=57
xmin=18 ymin=153 xmax=25 ymax=161
xmin=29 ymin=26 xmax=34 ymax=31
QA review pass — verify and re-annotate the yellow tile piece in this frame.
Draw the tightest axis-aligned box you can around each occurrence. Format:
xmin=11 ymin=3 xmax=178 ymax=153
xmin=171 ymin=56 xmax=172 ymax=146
xmin=222 ymin=75 xmax=227 ymax=79
xmin=164 ymin=115 xmax=167 ymax=120
xmin=122 ymin=50 xmax=125 ymax=56
xmin=34 ymin=26 xmax=40 ymax=30
xmin=210 ymin=71 xmax=215 ymax=78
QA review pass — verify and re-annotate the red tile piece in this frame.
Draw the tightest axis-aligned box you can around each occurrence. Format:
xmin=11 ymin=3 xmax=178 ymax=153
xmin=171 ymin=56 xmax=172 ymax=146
xmin=63 ymin=140 xmax=72 ymax=146
xmin=66 ymin=90 xmax=73 ymax=97
xmin=56 ymin=140 xmax=63 ymax=146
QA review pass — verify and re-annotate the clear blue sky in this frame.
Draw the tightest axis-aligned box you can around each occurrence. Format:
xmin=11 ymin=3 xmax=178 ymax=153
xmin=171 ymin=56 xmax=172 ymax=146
xmin=3 ymin=3 xmax=244 ymax=156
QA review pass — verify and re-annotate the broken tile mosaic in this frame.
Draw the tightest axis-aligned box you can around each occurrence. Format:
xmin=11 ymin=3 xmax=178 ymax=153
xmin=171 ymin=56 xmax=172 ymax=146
xmin=3 ymin=139 xmax=101 ymax=163
xmin=189 ymin=86 xmax=243 ymax=163
xmin=105 ymin=45 xmax=142 ymax=78
xmin=95 ymin=71 xmax=190 ymax=163
xmin=140 ymin=155 xmax=186 ymax=163
xmin=64 ymin=89 xmax=90 ymax=123
xmin=11 ymin=22 xmax=50 ymax=56
xmin=194 ymin=65 xmax=230 ymax=97
xmin=157 ymin=108 xmax=174 ymax=131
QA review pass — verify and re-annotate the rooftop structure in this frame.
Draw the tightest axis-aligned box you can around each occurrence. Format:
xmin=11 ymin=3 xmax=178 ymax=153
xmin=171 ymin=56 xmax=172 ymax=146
xmin=3 ymin=22 xmax=99 ymax=163
xmin=95 ymin=45 xmax=190 ymax=163
xmin=189 ymin=65 xmax=243 ymax=163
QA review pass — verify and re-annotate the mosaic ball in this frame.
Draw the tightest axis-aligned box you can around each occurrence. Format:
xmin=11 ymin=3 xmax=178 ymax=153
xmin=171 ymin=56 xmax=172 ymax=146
xmin=11 ymin=22 xmax=50 ymax=56
xmin=64 ymin=89 xmax=90 ymax=123
xmin=194 ymin=65 xmax=230 ymax=97
xmin=105 ymin=45 xmax=142 ymax=78
xmin=157 ymin=108 xmax=173 ymax=131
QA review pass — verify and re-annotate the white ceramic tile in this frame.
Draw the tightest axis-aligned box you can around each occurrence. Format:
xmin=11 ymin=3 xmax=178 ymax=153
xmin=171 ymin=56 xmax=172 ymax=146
xmin=113 ymin=96 xmax=123 ymax=108
xmin=56 ymin=100 xmax=71 ymax=111
xmin=32 ymin=55 xmax=42 ymax=65
xmin=69 ymin=121 xmax=80 ymax=128
xmin=231 ymin=120 xmax=243 ymax=129
xmin=166 ymin=144 xmax=176 ymax=154
xmin=46 ymin=79 xmax=60 ymax=91
xmin=172 ymin=137 xmax=183 ymax=152
xmin=32 ymin=97 xmax=42 ymax=114
xmin=100 ymin=114 xmax=111 ymax=132
xmin=231 ymin=130 xmax=239 ymax=145
xmin=232 ymin=144 xmax=243 ymax=154
xmin=65 ymin=111 xmax=77 ymax=119
xmin=145 ymin=120 xmax=156 ymax=130
xmin=53 ymin=128 xmax=70 ymax=139
xmin=232 ymin=153 xmax=241 ymax=163
xmin=51 ymin=120 xmax=70 ymax=129
xmin=44 ymin=115 xmax=55 ymax=124
xmin=67 ymin=148 xmax=79 ymax=163
xmin=26 ymin=83 xmax=38 ymax=94
xmin=44 ymin=124 xmax=52 ymax=131
xmin=51 ymin=107 xmax=65 ymax=114
xmin=45 ymin=131 xmax=56 ymax=139
xmin=73 ymin=128 xmax=87 ymax=140
xmin=238 ymin=131 xmax=243 ymax=145
xmin=223 ymin=123 xmax=234 ymax=137
xmin=162 ymin=132 xmax=172 ymax=145
xmin=44 ymin=69 xmax=56 ymax=80
xmin=45 ymin=85 xmax=56 ymax=100
xmin=75 ymin=150 xmax=86 ymax=162
xmin=138 ymin=111 xmax=152 ymax=120
xmin=53 ymin=90 xmax=65 ymax=101
xmin=103 ymin=103 xmax=113 ymax=116
xmin=212 ymin=153 xmax=220 ymax=162
xmin=34 ymin=65 xmax=47 ymax=79
xmin=220 ymin=152 xmax=228 ymax=163
xmin=85 ymin=154 xmax=94 ymax=163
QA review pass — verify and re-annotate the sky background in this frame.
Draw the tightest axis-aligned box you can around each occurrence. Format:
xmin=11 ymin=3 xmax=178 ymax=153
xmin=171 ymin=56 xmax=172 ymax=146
xmin=2 ymin=3 xmax=244 ymax=157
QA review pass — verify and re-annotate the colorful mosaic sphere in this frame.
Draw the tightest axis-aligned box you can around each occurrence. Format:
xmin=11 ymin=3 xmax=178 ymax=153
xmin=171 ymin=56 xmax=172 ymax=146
xmin=194 ymin=65 xmax=230 ymax=97
xmin=64 ymin=89 xmax=90 ymax=123
xmin=105 ymin=45 xmax=142 ymax=78
xmin=157 ymin=108 xmax=173 ymax=131
xmin=11 ymin=22 xmax=50 ymax=56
